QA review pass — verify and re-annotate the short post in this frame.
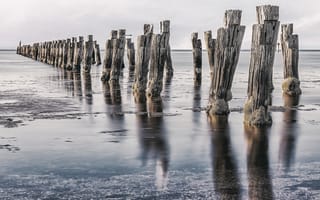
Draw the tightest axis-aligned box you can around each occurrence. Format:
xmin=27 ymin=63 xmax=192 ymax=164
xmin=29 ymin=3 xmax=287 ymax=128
xmin=126 ymin=38 xmax=135 ymax=70
xmin=94 ymin=41 xmax=102 ymax=65
xmin=160 ymin=20 xmax=174 ymax=77
xmin=204 ymin=31 xmax=216 ymax=76
xmin=281 ymin=24 xmax=301 ymax=96
xmin=191 ymin=32 xmax=202 ymax=86
xmin=82 ymin=35 xmax=94 ymax=73
xmin=207 ymin=10 xmax=245 ymax=116
xmin=244 ymin=5 xmax=280 ymax=126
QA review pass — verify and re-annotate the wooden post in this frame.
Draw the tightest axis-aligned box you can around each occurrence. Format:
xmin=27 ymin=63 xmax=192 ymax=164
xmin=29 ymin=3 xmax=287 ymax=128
xmin=146 ymin=33 xmax=168 ymax=99
xmin=66 ymin=37 xmax=76 ymax=70
xmin=73 ymin=36 xmax=84 ymax=71
xmin=160 ymin=20 xmax=173 ymax=76
xmin=191 ymin=32 xmax=202 ymax=86
xmin=204 ymin=31 xmax=216 ymax=76
xmin=101 ymin=30 xmax=117 ymax=82
xmin=126 ymin=38 xmax=135 ymax=70
xmin=109 ymin=39 xmax=122 ymax=84
xmin=244 ymin=5 xmax=279 ymax=126
xmin=207 ymin=10 xmax=245 ymax=116
xmin=118 ymin=29 xmax=126 ymax=69
xmin=82 ymin=35 xmax=94 ymax=73
xmin=94 ymin=41 xmax=102 ymax=65
xmin=133 ymin=24 xmax=153 ymax=102
xmin=281 ymin=24 xmax=301 ymax=96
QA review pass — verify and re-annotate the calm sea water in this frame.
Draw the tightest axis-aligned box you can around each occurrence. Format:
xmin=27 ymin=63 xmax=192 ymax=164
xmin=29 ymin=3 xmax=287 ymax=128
xmin=0 ymin=50 xmax=319 ymax=199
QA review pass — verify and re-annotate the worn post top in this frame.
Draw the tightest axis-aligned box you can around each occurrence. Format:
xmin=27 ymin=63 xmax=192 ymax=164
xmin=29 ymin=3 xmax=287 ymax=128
xmin=111 ymin=30 xmax=118 ymax=39
xmin=191 ymin=32 xmax=201 ymax=49
xmin=88 ymin=35 xmax=93 ymax=41
xmin=118 ymin=29 xmax=126 ymax=38
xmin=224 ymin=10 xmax=242 ymax=27
xmin=160 ymin=20 xmax=170 ymax=33
xmin=79 ymin=36 xmax=84 ymax=42
xmin=256 ymin=5 xmax=279 ymax=23
xmin=144 ymin=24 xmax=153 ymax=35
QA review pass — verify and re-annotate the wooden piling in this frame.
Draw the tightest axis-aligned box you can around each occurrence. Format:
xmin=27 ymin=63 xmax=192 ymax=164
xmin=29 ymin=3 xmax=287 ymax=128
xmin=132 ymin=24 xmax=153 ymax=101
xmin=72 ymin=36 xmax=84 ymax=71
xmin=281 ymin=24 xmax=301 ymax=96
xmin=191 ymin=32 xmax=202 ymax=86
xmin=101 ymin=30 xmax=117 ymax=82
xmin=126 ymin=38 xmax=135 ymax=70
xmin=118 ymin=29 xmax=126 ymax=69
xmin=146 ymin=33 xmax=168 ymax=99
xmin=160 ymin=20 xmax=173 ymax=77
xmin=207 ymin=10 xmax=245 ymax=116
xmin=66 ymin=37 xmax=76 ymax=70
xmin=244 ymin=5 xmax=280 ymax=126
xmin=94 ymin=41 xmax=102 ymax=65
xmin=204 ymin=31 xmax=216 ymax=76
xmin=82 ymin=35 xmax=94 ymax=73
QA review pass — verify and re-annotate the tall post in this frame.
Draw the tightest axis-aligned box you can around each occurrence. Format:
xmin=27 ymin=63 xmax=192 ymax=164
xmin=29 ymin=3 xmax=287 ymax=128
xmin=73 ymin=36 xmax=84 ymax=71
xmin=118 ymin=29 xmax=126 ymax=69
xmin=133 ymin=24 xmax=153 ymax=102
xmin=160 ymin=20 xmax=173 ymax=77
xmin=281 ymin=24 xmax=301 ymax=96
xmin=244 ymin=5 xmax=280 ymax=126
xmin=191 ymin=32 xmax=202 ymax=86
xmin=146 ymin=33 xmax=168 ymax=99
xmin=207 ymin=10 xmax=245 ymax=116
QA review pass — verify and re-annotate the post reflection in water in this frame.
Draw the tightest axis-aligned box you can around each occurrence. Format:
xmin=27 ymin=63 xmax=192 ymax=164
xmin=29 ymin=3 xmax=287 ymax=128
xmin=279 ymin=94 xmax=300 ymax=171
xmin=83 ymin=73 xmax=93 ymax=105
xmin=126 ymin=68 xmax=135 ymax=100
xmin=136 ymin=97 xmax=169 ymax=190
xmin=102 ymin=81 xmax=123 ymax=120
xmin=193 ymin=85 xmax=202 ymax=124
xmin=65 ymin=71 xmax=74 ymax=96
xmin=73 ymin=72 xmax=83 ymax=100
xmin=244 ymin=125 xmax=273 ymax=200
xmin=208 ymin=115 xmax=241 ymax=200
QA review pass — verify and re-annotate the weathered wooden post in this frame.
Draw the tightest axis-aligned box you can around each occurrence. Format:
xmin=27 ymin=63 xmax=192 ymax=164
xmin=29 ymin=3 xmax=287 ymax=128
xmin=82 ymin=35 xmax=94 ymax=73
xmin=94 ymin=41 xmax=102 ymax=65
xmin=191 ymin=32 xmax=202 ymax=86
xmin=146 ymin=33 xmax=168 ymax=99
xmin=126 ymin=38 xmax=135 ymax=70
xmin=73 ymin=36 xmax=84 ymax=71
xmin=244 ymin=5 xmax=280 ymax=126
xmin=133 ymin=24 xmax=153 ymax=102
xmin=119 ymin=29 xmax=126 ymax=69
xmin=108 ymin=30 xmax=126 ymax=83
xmin=101 ymin=30 xmax=117 ymax=82
xmin=204 ymin=31 xmax=216 ymax=76
xmin=160 ymin=20 xmax=173 ymax=76
xmin=207 ymin=10 xmax=245 ymax=116
xmin=281 ymin=24 xmax=301 ymax=96
xmin=66 ymin=37 xmax=76 ymax=70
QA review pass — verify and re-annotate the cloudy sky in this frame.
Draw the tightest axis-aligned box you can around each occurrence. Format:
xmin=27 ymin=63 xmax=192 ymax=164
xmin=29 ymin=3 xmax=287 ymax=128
xmin=1 ymin=0 xmax=320 ymax=49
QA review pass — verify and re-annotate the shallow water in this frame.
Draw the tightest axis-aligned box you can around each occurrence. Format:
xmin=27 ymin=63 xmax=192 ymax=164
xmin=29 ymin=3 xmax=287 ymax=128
xmin=0 ymin=50 xmax=320 ymax=199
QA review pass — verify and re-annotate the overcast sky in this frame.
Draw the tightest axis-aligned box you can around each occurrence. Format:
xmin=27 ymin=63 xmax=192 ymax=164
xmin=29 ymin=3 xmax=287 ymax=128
xmin=1 ymin=0 xmax=320 ymax=49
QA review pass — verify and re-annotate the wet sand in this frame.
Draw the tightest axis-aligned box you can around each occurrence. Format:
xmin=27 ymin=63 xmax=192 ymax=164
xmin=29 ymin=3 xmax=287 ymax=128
xmin=0 ymin=50 xmax=320 ymax=199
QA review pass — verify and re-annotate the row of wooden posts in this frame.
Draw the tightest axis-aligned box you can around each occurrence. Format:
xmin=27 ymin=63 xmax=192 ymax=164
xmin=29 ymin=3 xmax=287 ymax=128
xmin=16 ymin=5 xmax=301 ymax=127
xmin=191 ymin=5 xmax=301 ymax=126
xmin=16 ymin=35 xmax=102 ymax=72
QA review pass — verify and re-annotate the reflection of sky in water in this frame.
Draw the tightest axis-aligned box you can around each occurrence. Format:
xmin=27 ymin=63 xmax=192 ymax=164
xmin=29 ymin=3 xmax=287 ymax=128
xmin=0 ymin=51 xmax=320 ymax=199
